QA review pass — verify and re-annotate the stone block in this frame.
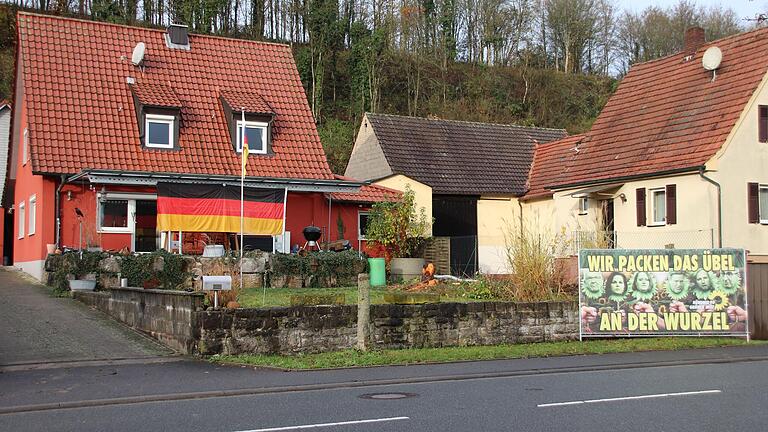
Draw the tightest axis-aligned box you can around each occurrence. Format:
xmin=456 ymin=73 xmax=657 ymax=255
xmin=99 ymin=256 xmax=121 ymax=273
xmin=152 ymin=256 xmax=165 ymax=272
xmin=241 ymin=257 xmax=267 ymax=273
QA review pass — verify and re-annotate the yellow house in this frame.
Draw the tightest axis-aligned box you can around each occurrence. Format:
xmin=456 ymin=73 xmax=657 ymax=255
xmin=345 ymin=113 xmax=567 ymax=275
xmin=524 ymin=26 xmax=768 ymax=262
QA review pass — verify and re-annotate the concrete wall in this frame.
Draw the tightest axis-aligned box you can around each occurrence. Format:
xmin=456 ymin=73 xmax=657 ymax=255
xmin=345 ymin=114 xmax=392 ymax=181
xmin=477 ymin=196 xmax=518 ymax=274
xmin=74 ymin=287 xmax=205 ymax=353
xmin=197 ymin=301 xmax=578 ymax=355
xmin=374 ymin=174 xmax=433 ymax=236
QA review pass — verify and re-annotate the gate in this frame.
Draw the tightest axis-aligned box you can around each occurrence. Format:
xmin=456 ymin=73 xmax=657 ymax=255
xmin=748 ymin=262 xmax=768 ymax=340
xmin=450 ymin=235 xmax=477 ymax=277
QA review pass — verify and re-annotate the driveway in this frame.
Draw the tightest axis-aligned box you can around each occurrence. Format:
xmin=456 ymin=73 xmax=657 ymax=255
xmin=0 ymin=269 xmax=173 ymax=368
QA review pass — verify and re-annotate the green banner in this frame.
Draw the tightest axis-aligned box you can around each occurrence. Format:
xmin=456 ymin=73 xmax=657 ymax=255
xmin=578 ymin=248 xmax=748 ymax=337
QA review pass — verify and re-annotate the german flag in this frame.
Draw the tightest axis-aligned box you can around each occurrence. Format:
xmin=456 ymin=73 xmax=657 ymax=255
xmin=156 ymin=183 xmax=284 ymax=235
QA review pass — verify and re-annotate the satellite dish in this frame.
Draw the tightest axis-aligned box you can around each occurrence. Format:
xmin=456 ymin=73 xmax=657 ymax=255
xmin=131 ymin=42 xmax=146 ymax=66
xmin=702 ymin=46 xmax=722 ymax=71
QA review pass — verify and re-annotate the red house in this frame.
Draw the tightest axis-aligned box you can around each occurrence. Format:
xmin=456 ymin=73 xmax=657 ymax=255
xmin=7 ymin=13 xmax=397 ymax=280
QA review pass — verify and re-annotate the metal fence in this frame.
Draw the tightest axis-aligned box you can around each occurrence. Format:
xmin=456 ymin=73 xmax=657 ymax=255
xmin=569 ymin=229 xmax=715 ymax=254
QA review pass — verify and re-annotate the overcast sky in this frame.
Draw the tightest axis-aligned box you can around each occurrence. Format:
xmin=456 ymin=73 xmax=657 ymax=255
xmin=614 ymin=0 xmax=766 ymax=22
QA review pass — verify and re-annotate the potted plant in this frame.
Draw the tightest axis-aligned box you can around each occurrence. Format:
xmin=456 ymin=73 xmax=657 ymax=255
xmin=365 ymin=187 xmax=432 ymax=284
xmin=65 ymin=251 xmax=101 ymax=291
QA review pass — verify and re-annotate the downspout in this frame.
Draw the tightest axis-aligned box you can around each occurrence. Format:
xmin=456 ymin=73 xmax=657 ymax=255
xmin=698 ymin=166 xmax=722 ymax=248
xmin=518 ymin=198 xmax=524 ymax=239
xmin=54 ymin=174 xmax=69 ymax=248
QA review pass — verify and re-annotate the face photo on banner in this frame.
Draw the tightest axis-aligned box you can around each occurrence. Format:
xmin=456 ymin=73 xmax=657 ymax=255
xmin=578 ymin=249 xmax=749 ymax=337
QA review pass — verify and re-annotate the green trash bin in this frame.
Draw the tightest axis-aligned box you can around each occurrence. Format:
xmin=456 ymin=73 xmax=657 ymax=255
xmin=368 ymin=257 xmax=386 ymax=287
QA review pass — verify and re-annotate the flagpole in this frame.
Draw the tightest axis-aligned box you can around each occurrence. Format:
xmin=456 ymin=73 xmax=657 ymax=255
xmin=240 ymin=108 xmax=245 ymax=293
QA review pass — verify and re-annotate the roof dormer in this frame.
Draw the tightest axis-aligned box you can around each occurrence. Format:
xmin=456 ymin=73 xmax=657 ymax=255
xmin=220 ymin=90 xmax=275 ymax=156
xmin=131 ymin=83 xmax=182 ymax=150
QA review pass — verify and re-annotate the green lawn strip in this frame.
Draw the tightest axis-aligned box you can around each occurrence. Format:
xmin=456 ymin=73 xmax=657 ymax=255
xmin=237 ymin=286 xmax=485 ymax=308
xmin=210 ymin=337 xmax=760 ymax=370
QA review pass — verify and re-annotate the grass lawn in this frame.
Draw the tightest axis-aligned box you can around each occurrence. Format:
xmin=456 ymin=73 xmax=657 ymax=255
xmin=210 ymin=337 xmax=761 ymax=370
xmin=237 ymin=286 xmax=488 ymax=308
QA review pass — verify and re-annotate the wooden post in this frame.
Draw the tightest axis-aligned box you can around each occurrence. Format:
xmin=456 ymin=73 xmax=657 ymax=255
xmin=357 ymin=273 xmax=370 ymax=351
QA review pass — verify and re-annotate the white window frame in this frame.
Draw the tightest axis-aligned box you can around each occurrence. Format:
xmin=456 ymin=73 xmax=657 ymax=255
xmin=759 ymin=184 xmax=768 ymax=224
xmin=650 ymin=188 xmax=666 ymax=226
xmin=97 ymin=193 xmax=157 ymax=234
xmin=578 ymin=197 xmax=588 ymax=215
xmin=358 ymin=211 xmax=370 ymax=240
xmin=18 ymin=201 xmax=25 ymax=239
xmin=145 ymin=114 xmax=175 ymax=148
xmin=236 ymin=120 xmax=268 ymax=154
xmin=23 ymin=128 xmax=28 ymax=165
xmin=28 ymin=195 xmax=36 ymax=236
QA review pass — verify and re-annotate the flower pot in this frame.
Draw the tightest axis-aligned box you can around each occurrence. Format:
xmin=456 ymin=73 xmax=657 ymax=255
xmin=390 ymin=257 xmax=426 ymax=283
xmin=69 ymin=279 xmax=97 ymax=291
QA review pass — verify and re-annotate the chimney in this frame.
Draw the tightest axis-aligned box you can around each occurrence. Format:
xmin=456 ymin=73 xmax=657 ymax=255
xmin=684 ymin=27 xmax=705 ymax=54
xmin=166 ymin=24 xmax=190 ymax=49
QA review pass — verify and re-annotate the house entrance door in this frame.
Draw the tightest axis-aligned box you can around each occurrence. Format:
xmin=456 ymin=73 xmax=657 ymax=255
xmin=602 ymin=199 xmax=615 ymax=248
xmin=134 ymin=200 xmax=159 ymax=252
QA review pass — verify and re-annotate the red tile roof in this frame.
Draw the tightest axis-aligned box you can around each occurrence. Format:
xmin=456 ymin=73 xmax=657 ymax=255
xmin=552 ymin=27 xmax=768 ymax=188
xmin=131 ymin=82 xmax=182 ymax=108
xmin=524 ymin=134 xmax=585 ymax=200
xmin=327 ymin=175 xmax=401 ymax=203
xmin=220 ymin=89 xmax=274 ymax=115
xmin=17 ymin=13 xmax=333 ymax=179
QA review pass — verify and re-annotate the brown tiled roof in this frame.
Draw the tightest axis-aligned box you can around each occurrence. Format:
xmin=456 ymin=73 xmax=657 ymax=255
xmin=220 ymin=89 xmax=274 ymax=115
xmin=17 ymin=13 xmax=333 ymax=179
xmin=327 ymin=175 xmax=401 ymax=203
xmin=555 ymin=27 xmax=768 ymax=188
xmin=367 ymin=113 xmax=567 ymax=195
xmin=131 ymin=82 xmax=182 ymax=108
xmin=524 ymin=134 xmax=585 ymax=200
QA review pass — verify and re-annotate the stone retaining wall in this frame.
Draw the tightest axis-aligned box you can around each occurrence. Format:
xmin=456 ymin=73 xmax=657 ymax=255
xmin=197 ymin=301 xmax=579 ymax=355
xmin=74 ymin=287 xmax=578 ymax=355
xmin=74 ymin=287 xmax=205 ymax=353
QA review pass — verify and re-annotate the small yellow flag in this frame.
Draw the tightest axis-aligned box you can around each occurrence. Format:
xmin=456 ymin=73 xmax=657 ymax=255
xmin=241 ymin=132 xmax=249 ymax=177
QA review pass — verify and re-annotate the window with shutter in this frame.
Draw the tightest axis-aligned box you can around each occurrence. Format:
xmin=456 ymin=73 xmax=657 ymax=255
xmin=760 ymin=106 xmax=768 ymax=143
xmin=636 ymin=188 xmax=646 ymax=226
xmin=666 ymin=184 xmax=677 ymax=225
xmin=748 ymin=183 xmax=759 ymax=224
xmin=650 ymin=188 xmax=666 ymax=225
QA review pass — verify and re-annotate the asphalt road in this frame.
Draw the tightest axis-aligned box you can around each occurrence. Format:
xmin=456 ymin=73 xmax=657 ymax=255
xmin=2 ymin=356 xmax=767 ymax=432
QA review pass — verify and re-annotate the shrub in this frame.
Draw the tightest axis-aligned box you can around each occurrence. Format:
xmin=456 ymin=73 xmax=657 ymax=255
xmin=502 ymin=225 xmax=571 ymax=302
xmin=270 ymin=250 xmax=367 ymax=287
xmin=364 ymin=186 xmax=431 ymax=260
xmin=119 ymin=250 xmax=189 ymax=290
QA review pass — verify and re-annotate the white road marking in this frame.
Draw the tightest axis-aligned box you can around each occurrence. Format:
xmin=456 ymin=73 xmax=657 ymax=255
xmin=233 ymin=416 xmax=410 ymax=431
xmin=538 ymin=389 xmax=721 ymax=408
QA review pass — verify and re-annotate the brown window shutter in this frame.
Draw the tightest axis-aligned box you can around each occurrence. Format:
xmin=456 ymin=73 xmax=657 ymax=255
xmin=748 ymin=182 xmax=760 ymax=223
xmin=760 ymin=106 xmax=768 ymax=143
xmin=666 ymin=184 xmax=677 ymax=225
xmin=636 ymin=188 xmax=646 ymax=226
